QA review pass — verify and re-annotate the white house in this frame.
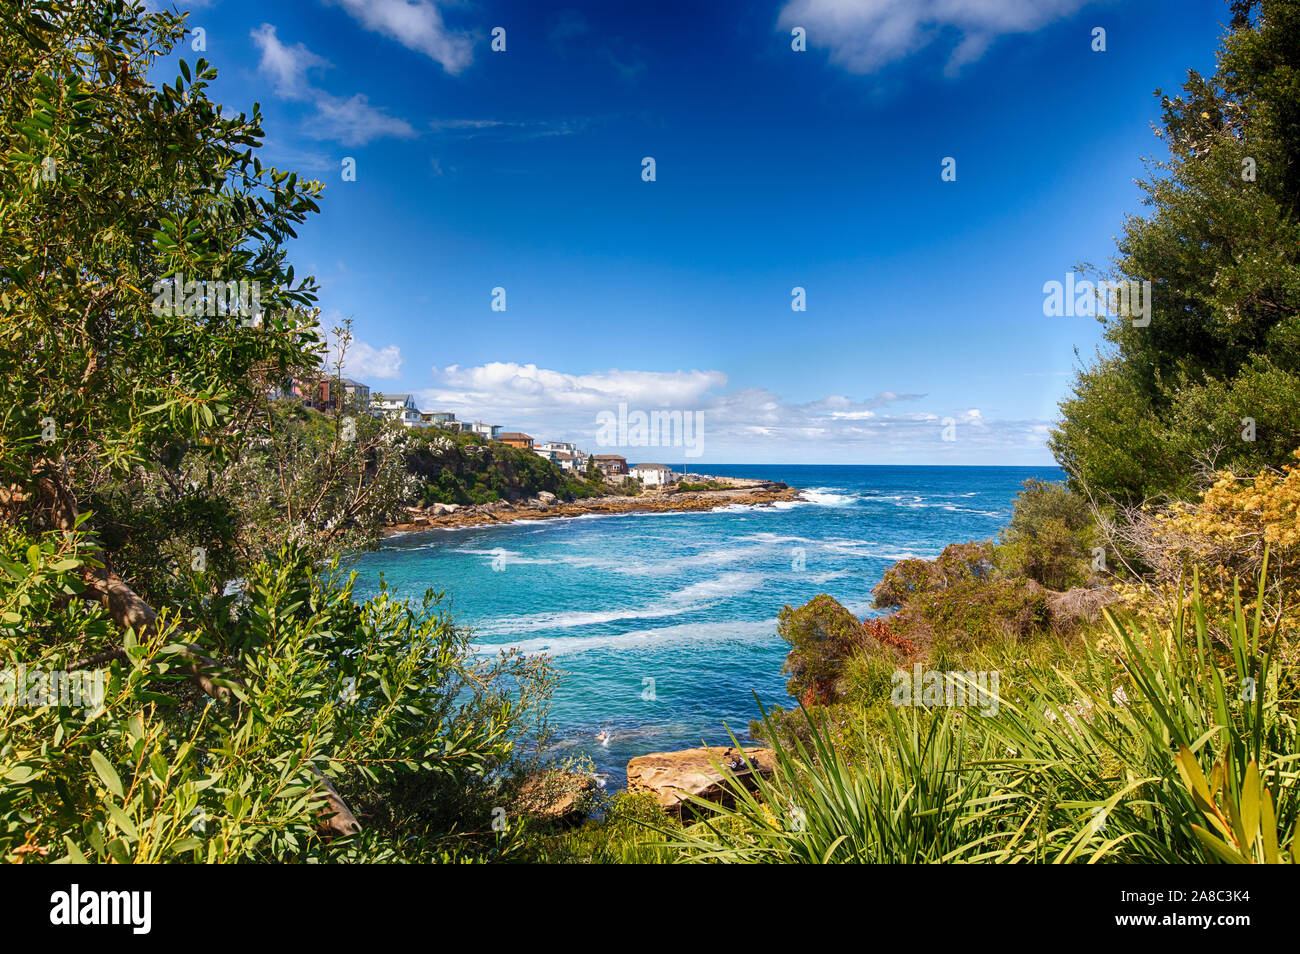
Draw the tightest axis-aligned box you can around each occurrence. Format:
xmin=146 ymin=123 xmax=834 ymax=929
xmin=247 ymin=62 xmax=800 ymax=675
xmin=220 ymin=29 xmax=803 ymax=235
xmin=553 ymin=451 xmax=583 ymax=473
xmin=538 ymin=440 xmax=577 ymax=454
xmin=469 ymin=421 xmax=501 ymax=440
xmin=371 ymin=393 xmax=422 ymax=428
xmin=631 ymin=463 xmax=674 ymax=487
xmin=420 ymin=411 xmax=458 ymax=429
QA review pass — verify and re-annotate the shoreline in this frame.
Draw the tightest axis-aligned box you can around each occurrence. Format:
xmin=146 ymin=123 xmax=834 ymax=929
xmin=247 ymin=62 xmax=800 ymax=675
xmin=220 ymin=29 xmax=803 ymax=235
xmin=383 ymin=476 xmax=803 ymax=535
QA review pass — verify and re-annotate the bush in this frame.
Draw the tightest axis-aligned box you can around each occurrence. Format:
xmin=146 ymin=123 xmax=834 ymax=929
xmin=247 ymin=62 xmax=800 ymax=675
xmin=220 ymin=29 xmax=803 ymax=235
xmin=871 ymin=541 xmax=1056 ymax=654
xmin=994 ymin=479 xmax=1097 ymax=590
xmin=670 ymin=568 xmax=1300 ymax=863
xmin=893 ymin=578 xmax=1051 ymax=653
xmin=872 ymin=542 xmax=995 ymax=609
xmin=0 ymin=535 xmax=555 ymax=863
xmin=543 ymin=791 xmax=681 ymax=864
xmin=776 ymin=595 xmax=909 ymax=705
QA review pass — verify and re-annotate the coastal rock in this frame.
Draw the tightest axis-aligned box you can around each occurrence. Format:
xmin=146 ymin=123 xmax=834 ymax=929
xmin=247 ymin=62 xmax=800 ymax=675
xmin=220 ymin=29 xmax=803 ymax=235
xmin=537 ymin=491 xmax=557 ymax=504
xmin=626 ymin=745 xmax=776 ymax=815
xmin=516 ymin=770 xmax=596 ymax=823
xmin=382 ymin=481 xmax=803 ymax=534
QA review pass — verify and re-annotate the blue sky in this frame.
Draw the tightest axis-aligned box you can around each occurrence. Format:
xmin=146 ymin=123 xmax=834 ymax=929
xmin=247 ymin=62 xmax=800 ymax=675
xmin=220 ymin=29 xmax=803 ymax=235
xmin=160 ymin=0 xmax=1232 ymax=464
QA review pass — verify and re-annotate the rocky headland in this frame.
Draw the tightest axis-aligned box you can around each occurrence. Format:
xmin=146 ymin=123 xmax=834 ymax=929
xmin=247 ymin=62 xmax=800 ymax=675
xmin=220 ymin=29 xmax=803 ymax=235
xmin=384 ymin=475 xmax=801 ymax=534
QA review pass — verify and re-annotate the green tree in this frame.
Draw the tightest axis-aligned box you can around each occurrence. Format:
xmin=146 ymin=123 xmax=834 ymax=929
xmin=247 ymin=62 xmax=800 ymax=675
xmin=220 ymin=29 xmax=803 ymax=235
xmin=1051 ymin=0 xmax=1300 ymax=502
xmin=0 ymin=1 xmax=551 ymax=862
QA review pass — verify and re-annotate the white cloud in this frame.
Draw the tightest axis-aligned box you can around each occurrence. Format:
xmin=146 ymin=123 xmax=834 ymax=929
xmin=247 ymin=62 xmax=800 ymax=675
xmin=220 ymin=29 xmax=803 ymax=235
xmin=308 ymin=93 xmax=415 ymax=146
xmin=250 ymin=23 xmax=329 ymax=100
xmin=777 ymin=0 xmax=1091 ymax=75
xmin=407 ymin=362 xmax=1049 ymax=461
xmin=251 ymin=24 xmax=415 ymax=145
xmin=323 ymin=330 xmax=403 ymax=380
xmin=429 ymin=363 xmax=726 ymax=410
xmin=326 ymin=0 xmax=474 ymax=74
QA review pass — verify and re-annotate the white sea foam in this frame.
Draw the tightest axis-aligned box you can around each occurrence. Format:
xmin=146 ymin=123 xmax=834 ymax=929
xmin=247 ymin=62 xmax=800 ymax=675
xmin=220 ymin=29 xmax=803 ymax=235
xmin=799 ymin=487 xmax=859 ymax=507
xmin=478 ymin=617 xmax=777 ymax=657
xmin=474 ymin=570 xmax=768 ymax=636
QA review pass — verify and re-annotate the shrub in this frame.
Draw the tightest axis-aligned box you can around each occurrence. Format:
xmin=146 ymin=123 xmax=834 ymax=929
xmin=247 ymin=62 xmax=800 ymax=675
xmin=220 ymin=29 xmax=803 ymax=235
xmin=893 ymin=578 xmax=1051 ymax=653
xmin=872 ymin=542 xmax=995 ymax=609
xmin=995 ymin=479 xmax=1097 ymax=590
xmin=672 ymin=567 xmax=1300 ymax=864
xmin=776 ymin=595 xmax=909 ymax=705
xmin=1110 ymin=448 xmax=1300 ymax=654
xmin=543 ymin=791 xmax=681 ymax=864
xmin=0 ymin=535 xmax=554 ymax=863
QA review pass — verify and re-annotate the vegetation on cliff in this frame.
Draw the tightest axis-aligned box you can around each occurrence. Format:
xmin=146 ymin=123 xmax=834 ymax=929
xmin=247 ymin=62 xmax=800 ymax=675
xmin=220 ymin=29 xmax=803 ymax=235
xmin=404 ymin=430 xmax=600 ymax=507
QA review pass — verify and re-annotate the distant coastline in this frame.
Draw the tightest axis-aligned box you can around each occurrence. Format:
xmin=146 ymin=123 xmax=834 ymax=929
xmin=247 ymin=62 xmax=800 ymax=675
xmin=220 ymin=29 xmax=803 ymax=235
xmin=384 ymin=474 xmax=802 ymax=534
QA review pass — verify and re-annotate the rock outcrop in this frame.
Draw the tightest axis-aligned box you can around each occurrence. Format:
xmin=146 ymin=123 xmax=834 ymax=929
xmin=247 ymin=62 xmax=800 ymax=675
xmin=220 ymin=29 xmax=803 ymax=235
xmin=385 ymin=482 xmax=803 ymax=534
xmin=626 ymin=745 xmax=776 ymax=815
xmin=515 ymin=770 xmax=596 ymax=823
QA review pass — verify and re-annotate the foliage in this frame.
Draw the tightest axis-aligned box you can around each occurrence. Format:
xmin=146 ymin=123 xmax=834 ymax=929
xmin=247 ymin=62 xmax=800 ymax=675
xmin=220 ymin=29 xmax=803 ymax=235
xmin=872 ymin=542 xmax=995 ymax=609
xmin=677 ymin=481 xmax=731 ymax=492
xmin=1108 ymin=448 xmax=1300 ymax=660
xmin=0 ymin=1 xmax=556 ymax=864
xmin=775 ymin=595 xmax=909 ymax=705
xmin=0 ymin=533 xmax=554 ymax=862
xmin=406 ymin=430 xmax=599 ymax=506
xmin=891 ymin=577 xmax=1051 ymax=652
xmin=0 ymin=0 xmax=324 ymax=512
xmin=1050 ymin=0 xmax=1300 ymax=502
xmin=995 ymin=479 xmax=1097 ymax=590
xmin=673 ymin=566 xmax=1299 ymax=863
xmin=871 ymin=541 xmax=1056 ymax=653
xmin=540 ymin=791 xmax=681 ymax=864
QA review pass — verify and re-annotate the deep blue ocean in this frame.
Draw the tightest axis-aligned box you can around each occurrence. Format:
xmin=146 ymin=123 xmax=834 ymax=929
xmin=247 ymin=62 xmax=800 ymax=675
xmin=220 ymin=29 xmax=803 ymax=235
xmin=351 ymin=464 xmax=1063 ymax=786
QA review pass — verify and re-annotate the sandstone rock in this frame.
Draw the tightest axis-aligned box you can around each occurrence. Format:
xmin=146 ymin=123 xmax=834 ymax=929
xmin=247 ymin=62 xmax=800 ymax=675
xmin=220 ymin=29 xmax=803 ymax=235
xmin=516 ymin=770 xmax=596 ymax=823
xmin=537 ymin=491 xmax=557 ymax=504
xmin=626 ymin=745 xmax=776 ymax=815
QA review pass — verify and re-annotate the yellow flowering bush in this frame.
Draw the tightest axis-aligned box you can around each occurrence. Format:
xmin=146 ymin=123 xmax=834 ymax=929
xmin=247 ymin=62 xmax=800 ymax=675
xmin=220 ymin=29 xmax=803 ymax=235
xmin=1125 ymin=450 xmax=1300 ymax=637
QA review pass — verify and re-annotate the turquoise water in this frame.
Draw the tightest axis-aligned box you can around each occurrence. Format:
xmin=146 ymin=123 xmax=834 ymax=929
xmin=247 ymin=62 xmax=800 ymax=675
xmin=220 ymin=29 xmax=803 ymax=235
xmin=352 ymin=464 xmax=1063 ymax=786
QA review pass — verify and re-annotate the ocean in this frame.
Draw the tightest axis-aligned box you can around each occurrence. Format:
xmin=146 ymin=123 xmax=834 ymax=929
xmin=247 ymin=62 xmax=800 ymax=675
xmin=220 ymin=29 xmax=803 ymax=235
xmin=351 ymin=464 xmax=1064 ymax=786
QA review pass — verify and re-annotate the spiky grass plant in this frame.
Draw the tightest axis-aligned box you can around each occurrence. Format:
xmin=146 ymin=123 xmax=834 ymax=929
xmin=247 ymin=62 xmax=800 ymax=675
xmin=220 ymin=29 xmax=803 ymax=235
xmin=667 ymin=559 xmax=1298 ymax=863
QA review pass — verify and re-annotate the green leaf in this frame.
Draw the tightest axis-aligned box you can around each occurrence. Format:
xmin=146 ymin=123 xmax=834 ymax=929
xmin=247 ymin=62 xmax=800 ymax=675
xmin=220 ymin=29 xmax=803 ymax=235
xmin=62 ymin=837 xmax=88 ymax=865
xmin=1240 ymin=762 xmax=1261 ymax=854
xmin=106 ymin=801 xmax=139 ymax=840
xmin=1192 ymin=825 xmax=1247 ymax=864
xmin=4 ymin=765 xmax=37 ymax=783
xmin=90 ymin=750 xmax=123 ymax=798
